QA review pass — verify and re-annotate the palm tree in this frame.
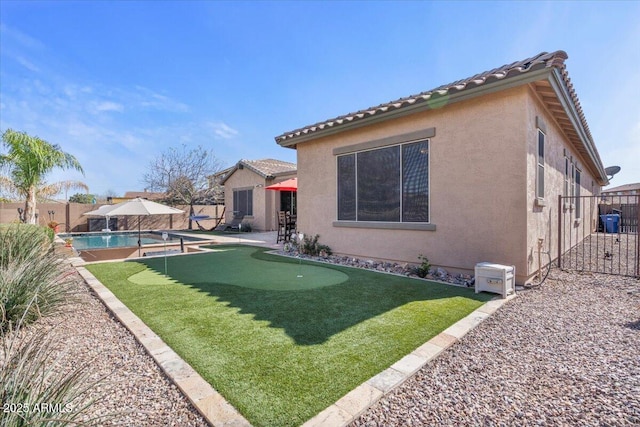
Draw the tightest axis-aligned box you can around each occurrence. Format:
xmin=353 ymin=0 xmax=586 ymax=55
xmin=0 ymin=129 xmax=84 ymax=224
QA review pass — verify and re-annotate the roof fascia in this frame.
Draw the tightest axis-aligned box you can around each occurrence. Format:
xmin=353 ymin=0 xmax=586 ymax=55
xmin=220 ymin=161 xmax=268 ymax=185
xmin=547 ymin=69 xmax=609 ymax=185
xmin=276 ymin=68 xmax=554 ymax=148
xmin=271 ymin=170 xmax=297 ymax=178
xmin=219 ymin=165 xmax=239 ymax=185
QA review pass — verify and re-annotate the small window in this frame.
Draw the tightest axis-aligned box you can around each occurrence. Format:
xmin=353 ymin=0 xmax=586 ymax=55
xmin=536 ymin=130 xmax=545 ymax=200
xmin=570 ymin=163 xmax=575 ymax=198
xmin=564 ymin=157 xmax=570 ymax=197
xmin=233 ymin=189 xmax=253 ymax=216
xmin=575 ymin=169 xmax=581 ymax=218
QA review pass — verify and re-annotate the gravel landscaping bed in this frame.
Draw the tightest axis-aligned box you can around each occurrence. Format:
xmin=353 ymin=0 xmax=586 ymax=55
xmin=19 ymin=273 xmax=209 ymax=426
xmin=561 ymin=232 xmax=638 ymax=277
xmin=352 ymin=269 xmax=640 ymax=426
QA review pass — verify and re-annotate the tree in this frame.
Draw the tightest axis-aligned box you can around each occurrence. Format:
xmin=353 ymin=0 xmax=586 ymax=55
xmin=0 ymin=129 xmax=84 ymax=224
xmin=69 ymin=193 xmax=97 ymax=204
xmin=143 ymin=145 xmax=223 ymax=229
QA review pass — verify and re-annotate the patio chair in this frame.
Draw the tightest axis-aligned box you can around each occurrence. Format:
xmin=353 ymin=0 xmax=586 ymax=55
xmin=276 ymin=211 xmax=287 ymax=243
xmin=215 ymin=211 xmax=245 ymax=232
xmin=286 ymin=211 xmax=296 ymax=239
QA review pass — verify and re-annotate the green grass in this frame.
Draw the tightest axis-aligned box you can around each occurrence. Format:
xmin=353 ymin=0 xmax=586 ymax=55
xmin=86 ymin=246 xmax=492 ymax=426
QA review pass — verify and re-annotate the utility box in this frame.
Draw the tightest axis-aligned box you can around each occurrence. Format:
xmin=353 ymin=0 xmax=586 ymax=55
xmin=475 ymin=262 xmax=515 ymax=299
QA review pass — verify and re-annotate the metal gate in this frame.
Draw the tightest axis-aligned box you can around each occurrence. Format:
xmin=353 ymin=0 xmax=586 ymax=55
xmin=558 ymin=194 xmax=639 ymax=277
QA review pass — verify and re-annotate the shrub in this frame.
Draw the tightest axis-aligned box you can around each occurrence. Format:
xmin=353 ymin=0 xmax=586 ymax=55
xmin=0 ymin=224 xmax=77 ymax=331
xmin=0 ymin=224 xmax=108 ymax=425
xmin=414 ymin=254 xmax=431 ymax=278
xmin=298 ymin=234 xmax=332 ymax=257
xmin=69 ymin=193 xmax=96 ymax=203
xmin=1 ymin=322 xmax=108 ymax=426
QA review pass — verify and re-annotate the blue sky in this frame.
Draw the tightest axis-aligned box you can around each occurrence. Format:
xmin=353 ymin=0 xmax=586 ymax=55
xmin=1 ymin=1 xmax=639 ymax=196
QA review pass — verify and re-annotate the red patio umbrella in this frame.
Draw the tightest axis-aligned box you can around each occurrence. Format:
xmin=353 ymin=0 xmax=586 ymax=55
xmin=265 ymin=178 xmax=297 ymax=192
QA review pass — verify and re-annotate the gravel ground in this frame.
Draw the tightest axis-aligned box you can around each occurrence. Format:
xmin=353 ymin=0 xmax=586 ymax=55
xmin=561 ymin=233 xmax=638 ymax=277
xmin=352 ymin=269 xmax=640 ymax=426
xmin=20 ymin=273 xmax=209 ymax=426
xmin=7 ymin=253 xmax=638 ymax=426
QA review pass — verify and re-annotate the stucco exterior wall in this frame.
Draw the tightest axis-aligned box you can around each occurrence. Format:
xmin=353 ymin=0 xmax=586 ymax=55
xmin=223 ymin=169 xmax=294 ymax=231
xmin=223 ymin=168 xmax=264 ymax=230
xmin=296 ymin=86 xmax=531 ymax=281
xmin=525 ymin=88 xmax=600 ymax=277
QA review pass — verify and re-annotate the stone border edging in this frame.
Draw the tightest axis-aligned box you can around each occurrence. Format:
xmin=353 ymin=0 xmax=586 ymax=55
xmin=71 ymin=257 xmax=251 ymax=427
xmin=301 ymin=294 xmax=516 ymax=427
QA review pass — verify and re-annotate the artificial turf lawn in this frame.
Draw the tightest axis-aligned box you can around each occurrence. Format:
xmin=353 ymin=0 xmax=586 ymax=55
xmin=86 ymin=246 xmax=492 ymax=426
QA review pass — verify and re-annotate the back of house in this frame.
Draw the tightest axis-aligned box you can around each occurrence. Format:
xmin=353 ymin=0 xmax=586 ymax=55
xmin=275 ymin=51 xmax=609 ymax=284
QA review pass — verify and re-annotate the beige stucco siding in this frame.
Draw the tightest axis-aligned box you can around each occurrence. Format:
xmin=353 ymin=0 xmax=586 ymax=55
xmin=525 ymin=88 xmax=600 ymax=277
xmin=223 ymin=169 xmax=294 ymax=231
xmin=296 ymin=86 xmax=530 ymax=279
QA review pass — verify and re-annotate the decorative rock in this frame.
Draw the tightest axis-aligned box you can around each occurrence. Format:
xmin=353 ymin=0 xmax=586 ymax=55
xmin=352 ymin=269 xmax=640 ymax=426
xmin=276 ymin=250 xmax=475 ymax=287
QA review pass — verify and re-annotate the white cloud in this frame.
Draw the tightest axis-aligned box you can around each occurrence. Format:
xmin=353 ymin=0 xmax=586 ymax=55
xmin=209 ymin=121 xmax=239 ymax=139
xmin=63 ymin=84 xmax=94 ymax=99
xmin=92 ymin=101 xmax=124 ymax=113
xmin=0 ymin=23 xmax=45 ymax=50
xmin=15 ymin=56 xmax=40 ymax=72
xmin=132 ymin=85 xmax=189 ymax=112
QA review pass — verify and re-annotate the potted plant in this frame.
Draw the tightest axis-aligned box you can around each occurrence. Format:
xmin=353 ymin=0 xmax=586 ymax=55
xmin=64 ymin=238 xmax=73 ymax=248
xmin=47 ymin=221 xmax=60 ymax=234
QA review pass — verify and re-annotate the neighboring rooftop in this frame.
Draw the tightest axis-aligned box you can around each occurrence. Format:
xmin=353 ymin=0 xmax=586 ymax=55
xmin=275 ymin=50 xmax=608 ymax=185
xmin=122 ymin=191 xmax=164 ymax=200
xmin=602 ymin=182 xmax=640 ymax=194
xmin=221 ymin=158 xmax=297 ymax=184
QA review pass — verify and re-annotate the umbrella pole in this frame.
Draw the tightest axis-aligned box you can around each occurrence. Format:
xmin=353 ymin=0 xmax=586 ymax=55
xmin=138 ymin=215 xmax=141 ymax=257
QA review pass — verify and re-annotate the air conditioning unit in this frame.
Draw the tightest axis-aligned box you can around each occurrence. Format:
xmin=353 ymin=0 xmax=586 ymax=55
xmin=475 ymin=262 xmax=515 ymax=299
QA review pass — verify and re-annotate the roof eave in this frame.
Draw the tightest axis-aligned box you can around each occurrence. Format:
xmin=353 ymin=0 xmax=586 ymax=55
xmin=276 ymin=67 xmax=609 ymax=187
xmin=276 ymin=68 xmax=554 ymax=148
xmin=220 ymin=160 xmax=297 ymax=185
xmin=547 ymin=69 xmax=609 ymax=186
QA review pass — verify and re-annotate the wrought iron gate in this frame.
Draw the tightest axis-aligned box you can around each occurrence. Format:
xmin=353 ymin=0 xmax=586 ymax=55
xmin=558 ymin=194 xmax=639 ymax=277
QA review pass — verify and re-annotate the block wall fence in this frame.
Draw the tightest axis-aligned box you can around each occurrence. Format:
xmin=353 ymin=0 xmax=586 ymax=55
xmin=0 ymin=202 xmax=224 ymax=232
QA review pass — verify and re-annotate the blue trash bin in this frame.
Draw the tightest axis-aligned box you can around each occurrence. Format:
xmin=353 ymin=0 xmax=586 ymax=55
xmin=600 ymin=214 xmax=620 ymax=233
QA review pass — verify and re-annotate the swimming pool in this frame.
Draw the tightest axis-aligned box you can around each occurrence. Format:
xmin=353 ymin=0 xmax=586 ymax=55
xmin=59 ymin=231 xmax=206 ymax=250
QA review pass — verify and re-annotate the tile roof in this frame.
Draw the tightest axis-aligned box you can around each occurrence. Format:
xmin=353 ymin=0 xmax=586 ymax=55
xmin=241 ymin=158 xmax=297 ymax=177
xmin=123 ymin=191 xmax=164 ymax=200
xmin=220 ymin=158 xmax=297 ymax=184
xmin=275 ymin=50 xmax=584 ymax=144
xmin=602 ymin=182 xmax=640 ymax=193
xmin=274 ymin=50 xmax=608 ymax=185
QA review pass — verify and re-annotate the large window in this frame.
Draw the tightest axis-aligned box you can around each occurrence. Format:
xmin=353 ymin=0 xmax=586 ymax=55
xmin=233 ymin=189 xmax=253 ymax=216
xmin=337 ymin=140 xmax=429 ymax=223
xmin=536 ymin=129 xmax=545 ymax=200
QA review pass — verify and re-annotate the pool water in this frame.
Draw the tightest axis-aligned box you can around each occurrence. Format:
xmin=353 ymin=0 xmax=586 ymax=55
xmin=60 ymin=232 xmax=199 ymax=250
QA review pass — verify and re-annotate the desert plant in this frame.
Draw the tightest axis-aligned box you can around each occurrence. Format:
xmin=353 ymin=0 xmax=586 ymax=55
xmin=0 ymin=224 xmax=77 ymax=331
xmin=299 ymin=234 xmax=332 ymax=257
xmin=414 ymin=254 xmax=431 ymax=278
xmin=1 ymin=315 xmax=109 ymax=426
